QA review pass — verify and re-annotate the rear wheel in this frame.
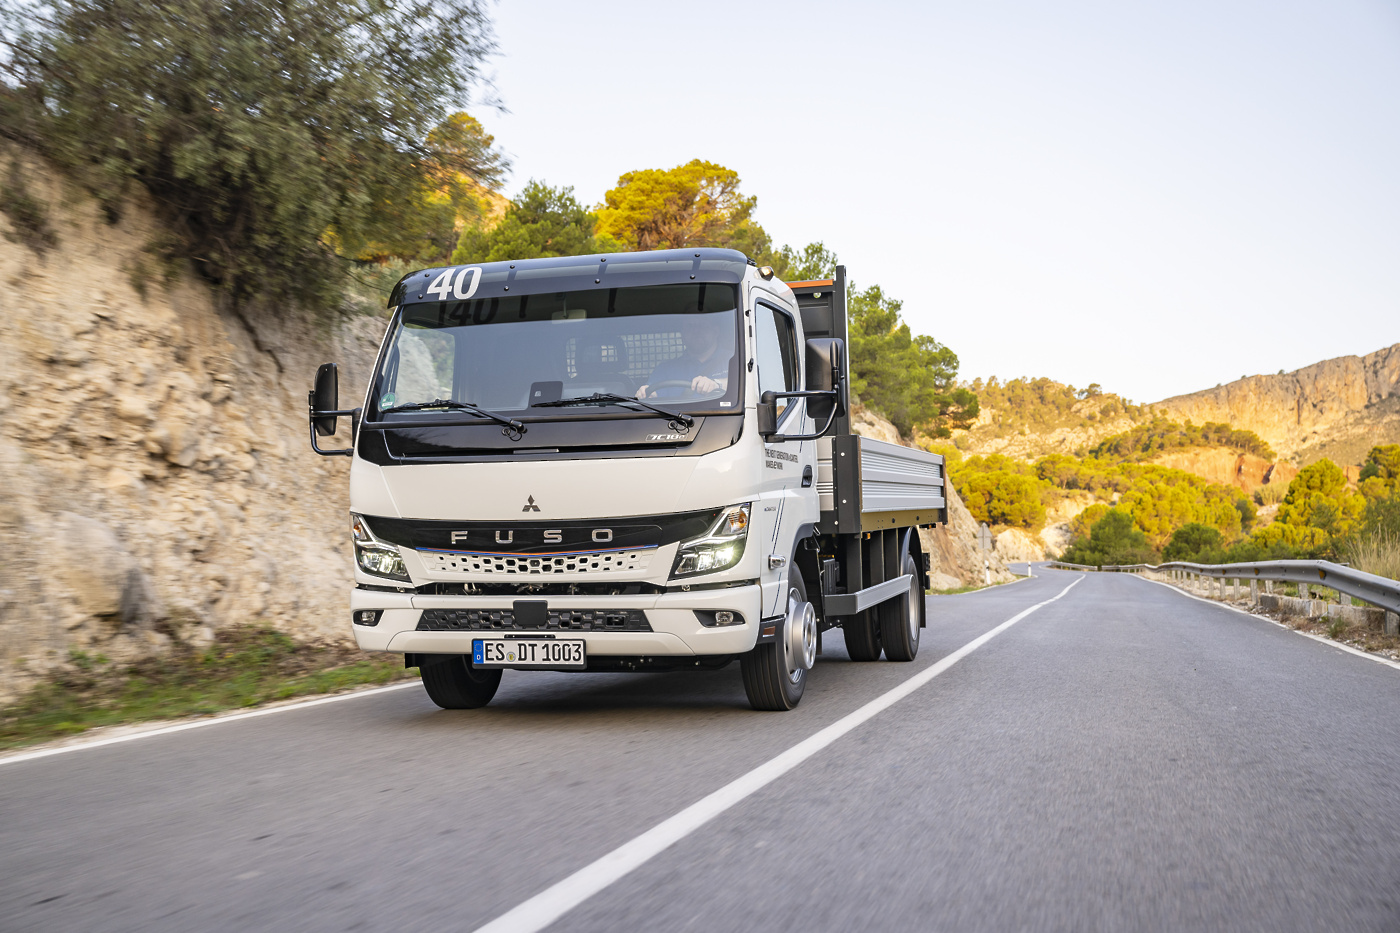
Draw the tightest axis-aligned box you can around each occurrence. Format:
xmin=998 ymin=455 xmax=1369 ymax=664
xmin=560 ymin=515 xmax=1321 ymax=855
xmin=741 ymin=567 xmax=813 ymax=711
xmin=880 ymin=553 xmax=923 ymax=661
xmin=420 ymin=655 xmax=502 ymax=709
xmin=842 ymin=610 xmax=882 ymax=661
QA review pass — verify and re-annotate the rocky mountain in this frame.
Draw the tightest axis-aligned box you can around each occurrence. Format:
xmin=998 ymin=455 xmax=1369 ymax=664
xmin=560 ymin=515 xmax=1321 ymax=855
xmin=954 ymin=345 xmax=1400 ymax=481
xmin=1153 ymin=344 xmax=1400 ymax=466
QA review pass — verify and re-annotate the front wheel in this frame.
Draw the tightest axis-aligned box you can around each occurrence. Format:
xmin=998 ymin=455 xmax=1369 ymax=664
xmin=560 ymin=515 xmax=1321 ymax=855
xmin=741 ymin=567 xmax=814 ymax=711
xmin=880 ymin=553 xmax=924 ymax=661
xmin=420 ymin=655 xmax=502 ymax=709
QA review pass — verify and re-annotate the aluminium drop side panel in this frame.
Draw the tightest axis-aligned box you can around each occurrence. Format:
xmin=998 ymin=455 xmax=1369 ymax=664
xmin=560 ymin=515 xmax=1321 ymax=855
xmin=857 ymin=436 xmax=945 ymax=523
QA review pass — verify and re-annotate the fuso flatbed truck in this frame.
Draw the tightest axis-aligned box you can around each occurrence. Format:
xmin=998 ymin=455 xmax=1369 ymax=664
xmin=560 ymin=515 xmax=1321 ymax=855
xmin=309 ymin=248 xmax=946 ymax=710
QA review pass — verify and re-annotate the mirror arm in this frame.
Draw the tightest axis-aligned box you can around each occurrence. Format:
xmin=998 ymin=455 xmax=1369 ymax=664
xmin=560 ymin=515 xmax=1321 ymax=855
xmin=307 ymin=391 xmax=360 ymax=457
xmin=758 ymin=388 xmax=842 ymax=443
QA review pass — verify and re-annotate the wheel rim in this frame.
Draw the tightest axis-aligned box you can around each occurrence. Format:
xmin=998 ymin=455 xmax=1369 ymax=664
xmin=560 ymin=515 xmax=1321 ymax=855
xmin=785 ymin=585 xmax=817 ymax=682
xmin=908 ymin=574 xmax=921 ymax=641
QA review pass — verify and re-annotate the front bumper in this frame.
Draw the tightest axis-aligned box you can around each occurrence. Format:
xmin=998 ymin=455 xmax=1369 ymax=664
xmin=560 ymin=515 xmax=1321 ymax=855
xmin=349 ymin=585 xmax=762 ymax=657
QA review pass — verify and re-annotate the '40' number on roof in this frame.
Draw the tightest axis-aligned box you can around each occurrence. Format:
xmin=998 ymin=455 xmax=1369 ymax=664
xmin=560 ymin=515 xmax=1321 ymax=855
xmin=425 ymin=267 xmax=481 ymax=302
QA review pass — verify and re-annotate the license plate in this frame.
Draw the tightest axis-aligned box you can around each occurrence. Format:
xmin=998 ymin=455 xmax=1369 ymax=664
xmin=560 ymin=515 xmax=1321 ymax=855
xmin=473 ymin=638 xmax=586 ymax=669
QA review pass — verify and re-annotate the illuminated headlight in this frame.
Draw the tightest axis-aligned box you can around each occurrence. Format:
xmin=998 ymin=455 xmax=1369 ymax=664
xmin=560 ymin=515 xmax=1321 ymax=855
xmin=351 ymin=514 xmax=410 ymax=582
xmin=671 ymin=504 xmax=750 ymax=579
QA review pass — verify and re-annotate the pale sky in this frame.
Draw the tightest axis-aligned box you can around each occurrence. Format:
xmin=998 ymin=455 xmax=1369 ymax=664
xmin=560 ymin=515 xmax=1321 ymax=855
xmin=475 ymin=0 xmax=1400 ymax=404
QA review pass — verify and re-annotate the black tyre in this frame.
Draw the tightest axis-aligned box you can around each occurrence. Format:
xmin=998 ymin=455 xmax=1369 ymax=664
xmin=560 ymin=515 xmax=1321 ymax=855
xmin=880 ymin=553 xmax=923 ymax=661
xmin=843 ymin=609 xmax=882 ymax=661
xmin=420 ymin=655 xmax=502 ymax=709
xmin=741 ymin=567 xmax=812 ymax=711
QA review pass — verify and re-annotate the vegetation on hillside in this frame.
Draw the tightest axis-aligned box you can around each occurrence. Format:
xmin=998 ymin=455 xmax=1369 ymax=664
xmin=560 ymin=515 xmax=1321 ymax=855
xmin=961 ymin=376 xmax=1148 ymax=441
xmin=952 ymin=452 xmax=1254 ymax=548
xmin=1049 ymin=445 xmax=1400 ymax=568
xmin=1090 ymin=417 xmax=1275 ymax=461
xmin=0 ymin=0 xmax=504 ymax=306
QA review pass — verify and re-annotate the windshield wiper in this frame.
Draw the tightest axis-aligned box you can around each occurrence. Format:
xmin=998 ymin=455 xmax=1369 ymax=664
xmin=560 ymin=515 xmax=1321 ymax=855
xmin=532 ymin=393 xmax=695 ymax=431
xmin=380 ymin=399 xmax=526 ymax=438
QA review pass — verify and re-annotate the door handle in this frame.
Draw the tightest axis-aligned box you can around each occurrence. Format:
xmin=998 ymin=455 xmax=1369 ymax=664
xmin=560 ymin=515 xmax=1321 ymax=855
xmin=801 ymin=465 xmax=813 ymax=488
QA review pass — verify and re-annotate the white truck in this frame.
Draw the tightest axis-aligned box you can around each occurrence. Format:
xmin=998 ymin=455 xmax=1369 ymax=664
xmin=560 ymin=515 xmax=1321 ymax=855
xmin=309 ymin=249 xmax=946 ymax=710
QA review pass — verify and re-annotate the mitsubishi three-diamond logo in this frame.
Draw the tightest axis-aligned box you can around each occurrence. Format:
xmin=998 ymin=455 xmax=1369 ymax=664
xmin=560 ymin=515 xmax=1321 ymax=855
xmin=522 ymin=495 xmax=541 ymax=513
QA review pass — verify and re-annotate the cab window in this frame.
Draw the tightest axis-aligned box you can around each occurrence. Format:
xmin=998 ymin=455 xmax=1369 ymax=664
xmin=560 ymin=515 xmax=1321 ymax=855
xmin=755 ymin=303 xmax=800 ymax=418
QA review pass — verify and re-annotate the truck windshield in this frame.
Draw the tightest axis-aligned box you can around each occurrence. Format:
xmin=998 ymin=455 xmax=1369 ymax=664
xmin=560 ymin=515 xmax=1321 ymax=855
xmin=373 ymin=284 xmax=741 ymax=419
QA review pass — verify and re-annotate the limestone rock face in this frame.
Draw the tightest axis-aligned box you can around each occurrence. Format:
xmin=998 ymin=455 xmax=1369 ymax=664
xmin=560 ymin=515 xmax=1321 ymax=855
xmin=1153 ymin=344 xmax=1400 ymax=463
xmin=1148 ymin=448 xmax=1297 ymax=495
xmin=994 ymin=528 xmax=1044 ymax=564
xmin=0 ymin=146 xmax=385 ymax=701
xmin=850 ymin=408 xmax=1015 ymax=588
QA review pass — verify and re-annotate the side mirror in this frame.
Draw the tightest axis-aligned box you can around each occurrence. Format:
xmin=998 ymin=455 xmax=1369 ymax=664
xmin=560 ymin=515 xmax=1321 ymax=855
xmin=804 ymin=338 xmax=845 ymax=422
xmin=312 ymin=363 xmax=339 ymax=436
xmin=756 ymin=391 xmax=779 ymax=437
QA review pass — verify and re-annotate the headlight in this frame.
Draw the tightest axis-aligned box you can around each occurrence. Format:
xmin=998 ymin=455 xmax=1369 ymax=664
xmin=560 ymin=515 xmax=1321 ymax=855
xmin=351 ymin=514 xmax=410 ymax=582
xmin=671 ymin=503 xmax=751 ymax=579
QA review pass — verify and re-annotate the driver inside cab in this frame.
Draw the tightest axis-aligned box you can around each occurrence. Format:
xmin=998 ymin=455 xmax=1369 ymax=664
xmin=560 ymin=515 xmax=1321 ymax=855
xmin=636 ymin=314 xmax=733 ymax=400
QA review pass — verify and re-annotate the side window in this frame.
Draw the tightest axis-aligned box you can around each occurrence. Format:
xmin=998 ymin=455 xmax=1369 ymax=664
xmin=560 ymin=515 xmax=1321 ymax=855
xmin=755 ymin=304 xmax=800 ymax=417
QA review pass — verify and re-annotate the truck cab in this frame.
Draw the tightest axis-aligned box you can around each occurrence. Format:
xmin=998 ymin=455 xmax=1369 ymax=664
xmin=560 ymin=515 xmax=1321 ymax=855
xmin=310 ymin=248 xmax=945 ymax=710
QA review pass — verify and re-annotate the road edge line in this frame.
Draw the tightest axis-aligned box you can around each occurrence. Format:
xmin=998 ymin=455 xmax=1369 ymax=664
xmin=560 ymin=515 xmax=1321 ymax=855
xmin=0 ymin=680 xmax=423 ymax=768
xmin=1136 ymin=575 xmax=1400 ymax=672
xmin=471 ymin=575 xmax=1085 ymax=933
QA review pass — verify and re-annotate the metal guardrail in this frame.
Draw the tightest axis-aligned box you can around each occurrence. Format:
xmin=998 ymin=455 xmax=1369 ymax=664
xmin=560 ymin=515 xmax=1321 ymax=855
xmin=1046 ymin=559 xmax=1400 ymax=615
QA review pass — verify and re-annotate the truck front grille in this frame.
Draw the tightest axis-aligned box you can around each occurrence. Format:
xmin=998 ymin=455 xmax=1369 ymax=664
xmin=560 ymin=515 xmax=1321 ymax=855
xmin=419 ymin=547 xmax=656 ymax=576
xmin=417 ymin=608 xmax=652 ymax=633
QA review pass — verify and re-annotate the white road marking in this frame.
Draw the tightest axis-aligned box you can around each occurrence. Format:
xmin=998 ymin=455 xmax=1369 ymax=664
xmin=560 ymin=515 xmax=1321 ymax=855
xmin=472 ymin=575 xmax=1085 ymax=933
xmin=1137 ymin=575 xmax=1400 ymax=672
xmin=0 ymin=681 xmax=423 ymax=768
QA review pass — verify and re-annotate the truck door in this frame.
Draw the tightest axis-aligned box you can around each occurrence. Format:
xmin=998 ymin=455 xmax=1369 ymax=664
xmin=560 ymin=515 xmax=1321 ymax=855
xmin=754 ymin=299 xmax=809 ymax=617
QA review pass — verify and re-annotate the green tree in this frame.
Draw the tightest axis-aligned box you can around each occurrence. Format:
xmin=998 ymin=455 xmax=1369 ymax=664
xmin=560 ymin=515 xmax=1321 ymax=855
xmin=595 ymin=160 xmax=759 ymax=251
xmin=452 ymin=181 xmax=619 ymax=264
xmin=1062 ymin=509 xmax=1158 ymax=567
xmin=959 ymin=472 xmax=1047 ymax=529
xmin=772 ymin=241 xmax=838 ymax=282
xmin=1251 ymin=458 xmax=1364 ymax=554
xmin=357 ymin=112 xmax=507 ymax=264
xmin=847 ymin=284 xmax=978 ymax=437
xmin=1162 ymin=523 xmax=1224 ymax=561
xmin=1359 ymin=444 xmax=1400 ymax=500
xmin=1 ymin=0 xmax=501 ymax=305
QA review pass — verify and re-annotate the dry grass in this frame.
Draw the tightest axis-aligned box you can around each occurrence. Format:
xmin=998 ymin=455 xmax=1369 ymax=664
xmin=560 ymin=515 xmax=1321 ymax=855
xmin=0 ymin=627 xmax=416 ymax=752
xmin=1346 ymin=531 xmax=1400 ymax=581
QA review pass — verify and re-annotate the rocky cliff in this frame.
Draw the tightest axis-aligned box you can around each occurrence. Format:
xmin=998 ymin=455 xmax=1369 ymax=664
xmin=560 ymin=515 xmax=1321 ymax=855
xmin=1153 ymin=344 xmax=1400 ymax=465
xmin=0 ymin=148 xmax=382 ymax=702
xmin=1147 ymin=448 xmax=1297 ymax=495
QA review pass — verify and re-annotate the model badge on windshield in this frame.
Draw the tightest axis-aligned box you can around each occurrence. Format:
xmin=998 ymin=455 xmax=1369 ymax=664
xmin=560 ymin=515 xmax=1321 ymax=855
xmin=522 ymin=495 xmax=541 ymax=513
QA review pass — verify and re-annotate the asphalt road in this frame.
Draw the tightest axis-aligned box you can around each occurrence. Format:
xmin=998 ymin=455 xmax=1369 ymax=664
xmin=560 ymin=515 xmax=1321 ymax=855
xmin=6 ymin=568 xmax=1400 ymax=932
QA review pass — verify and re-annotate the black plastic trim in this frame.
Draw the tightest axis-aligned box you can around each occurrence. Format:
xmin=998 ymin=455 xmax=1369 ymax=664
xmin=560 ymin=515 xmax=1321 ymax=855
xmin=365 ymin=508 xmax=723 ymax=554
xmin=357 ymin=413 xmax=744 ymax=465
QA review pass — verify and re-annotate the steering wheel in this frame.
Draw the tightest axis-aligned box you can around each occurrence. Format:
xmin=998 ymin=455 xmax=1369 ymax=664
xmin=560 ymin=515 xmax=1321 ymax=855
xmin=646 ymin=377 xmax=726 ymax=398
